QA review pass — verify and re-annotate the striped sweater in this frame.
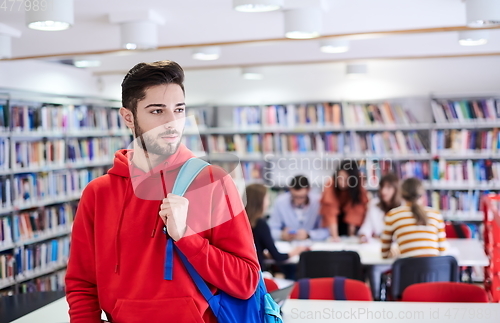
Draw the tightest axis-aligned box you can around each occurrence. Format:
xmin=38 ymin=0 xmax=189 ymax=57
xmin=381 ymin=205 xmax=447 ymax=258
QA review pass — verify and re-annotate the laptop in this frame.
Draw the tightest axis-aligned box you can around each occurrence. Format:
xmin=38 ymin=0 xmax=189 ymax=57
xmin=269 ymin=283 xmax=295 ymax=307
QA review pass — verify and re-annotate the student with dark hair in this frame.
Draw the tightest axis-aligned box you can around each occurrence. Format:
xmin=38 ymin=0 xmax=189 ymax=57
xmin=359 ymin=173 xmax=401 ymax=242
xmin=359 ymin=173 xmax=401 ymax=300
xmin=246 ymin=184 xmax=308 ymax=270
xmin=381 ymin=177 xmax=448 ymax=259
xmin=65 ymin=61 xmax=260 ymax=323
xmin=268 ymin=175 xmax=329 ymax=242
xmin=320 ymin=160 xmax=369 ymax=241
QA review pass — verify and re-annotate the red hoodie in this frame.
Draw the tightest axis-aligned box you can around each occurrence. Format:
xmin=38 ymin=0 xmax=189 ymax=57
xmin=65 ymin=144 xmax=260 ymax=323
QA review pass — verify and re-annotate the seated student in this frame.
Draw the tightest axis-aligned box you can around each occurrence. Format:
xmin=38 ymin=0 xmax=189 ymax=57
xmin=359 ymin=173 xmax=401 ymax=300
xmin=359 ymin=173 xmax=401 ymax=242
xmin=268 ymin=175 xmax=329 ymax=242
xmin=245 ymin=184 xmax=308 ymax=270
xmin=381 ymin=177 xmax=448 ymax=259
xmin=320 ymin=160 xmax=369 ymax=241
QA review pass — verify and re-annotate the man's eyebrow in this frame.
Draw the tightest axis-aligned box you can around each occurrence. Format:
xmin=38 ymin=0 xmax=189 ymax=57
xmin=144 ymin=103 xmax=166 ymax=109
xmin=143 ymin=103 xmax=186 ymax=109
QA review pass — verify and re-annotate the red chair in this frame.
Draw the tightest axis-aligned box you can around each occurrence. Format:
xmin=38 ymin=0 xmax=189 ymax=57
xmin=445 ymin=221 xmax=474 ymax=282
xmin=445 ymin=222 xmax=472 ymax=238
xmin=402 ymin=282 xmax=488 ymax=302
xmin=290 ymin=277 xmax=372 ymax=301
xmin=263 ymin=278 xmax=279 ymax=293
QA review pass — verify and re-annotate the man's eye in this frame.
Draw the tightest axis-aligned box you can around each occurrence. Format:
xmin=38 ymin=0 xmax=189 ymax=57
xmin=152 ymin=109 xmax=163 ymax=114
xmin=175 ymin=108 xmax=185 ymax=113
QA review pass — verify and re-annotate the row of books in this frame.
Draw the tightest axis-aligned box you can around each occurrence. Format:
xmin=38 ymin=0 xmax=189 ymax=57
xmin=431 ymin=159 xmax=499 ymax=183
xmin=16 ymin=269 xmax=66 ymax=294
xmin=429 ymin=190 xmax=482 ymax=214
xmin=0 ymin=103 xmax=7 ymax=130
xmin=206 ymin=132 xmax=427 ymax=156
xmin=233 ymin=103 xmax=418 ymax=128
xmin=431 ymin=99 xmax=500 ymax=124
xmin=0 ymin=138 xmax=9 ymax=171
xmin=13 ymin=237 xmax=70 ymax=279
xmin=260 ymin=104 xmax=343 ymax=128
xmin=10 ymin=137 xmax=129 ymax=170
xmin=431 ymin=129 xmax=500 ymax=155
xmin=0 ymin=237 xmax=69 ymax=287
xmin=11 ymin=168 xmax=105 ymax=207
xmin=343 ymin=103 xmax=418 ymax=127
xmin=5 ymin=203 xmax=76 ymax=244
xmin=10 ymin=105 xmax=128 ymax=133
xmin=212 ymin=161 xmax=264 ymax=182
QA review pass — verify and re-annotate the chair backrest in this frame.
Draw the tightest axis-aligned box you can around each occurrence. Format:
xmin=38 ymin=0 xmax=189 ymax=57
xmin=263 ymin=278 xmax=279 ymax=293
xmin=391 ymin=256 xmax=459 ymax=300
xmin=445 ymin=222 xmax=472 ymax=239
xmin=297 ymin=251 xmax=363 ymax=281
xmin=402 ymin=282 xmax=488 ymax=302
xmin=290 ymin=277 xmax=372 ymax=301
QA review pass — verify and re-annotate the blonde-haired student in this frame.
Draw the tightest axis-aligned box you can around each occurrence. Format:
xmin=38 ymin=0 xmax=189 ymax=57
xmin=381 ymin=177 xmax=447 ymax=259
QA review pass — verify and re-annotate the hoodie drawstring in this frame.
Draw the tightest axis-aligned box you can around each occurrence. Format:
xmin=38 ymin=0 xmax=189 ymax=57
xmin=115 ymin=178 xmax=131 ymax=274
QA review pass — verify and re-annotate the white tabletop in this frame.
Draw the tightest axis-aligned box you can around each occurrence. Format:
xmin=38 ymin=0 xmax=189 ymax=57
xmin=281 ymin=299 xmax=500 ymax=323
xmin=274 ymin=238 xmax=489 ymax=266
xmin=11 ymin=297 xmax=500 ymax=323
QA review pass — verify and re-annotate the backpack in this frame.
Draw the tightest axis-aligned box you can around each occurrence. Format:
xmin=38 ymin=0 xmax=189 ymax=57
xmin=163 ymin=157 xmax=283 ymax=323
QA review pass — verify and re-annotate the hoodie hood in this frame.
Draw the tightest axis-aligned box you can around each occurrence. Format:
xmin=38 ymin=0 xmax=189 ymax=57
xmin=108 ymin=143 xmax=196 ymax=179
xmin=107 ymin=143 xmax=197 ymax=274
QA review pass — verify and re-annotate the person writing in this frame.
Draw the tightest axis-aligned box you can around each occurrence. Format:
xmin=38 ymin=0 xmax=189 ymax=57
xmin=381 ymin=177 xmax=448 ymax=259
xmin=245 ymin=183 xmax=308 ymax=270
xmin=268 ymin=175 xmax=329 ymax=242
xmin=65 ymin=61 xmax=260 ymax=323
xmin=320 ymin=160 xmax=369 ymax=241
xmin=359 ymin=173 xmax=401 ymax=243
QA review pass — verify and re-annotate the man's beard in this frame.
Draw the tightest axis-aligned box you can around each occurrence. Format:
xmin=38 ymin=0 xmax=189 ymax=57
xmin=134 ymin=119 xmax=181 ymax=158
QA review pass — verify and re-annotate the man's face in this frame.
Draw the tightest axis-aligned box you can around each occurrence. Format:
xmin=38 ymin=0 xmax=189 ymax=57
xmin=290 ymin=188 xmax=309 ymax=207
xmin=133 ymin=83 xmax=186 ymax=157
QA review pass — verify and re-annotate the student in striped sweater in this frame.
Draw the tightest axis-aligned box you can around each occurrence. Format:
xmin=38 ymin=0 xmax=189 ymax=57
xmin=381 ymin=178 xmax=448 ymax=258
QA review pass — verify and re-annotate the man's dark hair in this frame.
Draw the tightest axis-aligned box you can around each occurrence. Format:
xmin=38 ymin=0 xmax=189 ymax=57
xmin=121 ymin=60 xmax=185 ymax=116
xmin=289 ymin=175 xmax=310 ymax=190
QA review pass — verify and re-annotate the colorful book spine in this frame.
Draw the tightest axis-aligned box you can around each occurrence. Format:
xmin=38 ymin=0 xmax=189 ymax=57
xmin=14 ymin=236 xmax=70 ymax=279
xmin=432 ymin=99 xmax=499 ymax=124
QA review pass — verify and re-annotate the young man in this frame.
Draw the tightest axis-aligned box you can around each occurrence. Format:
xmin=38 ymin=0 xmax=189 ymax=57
xmin=268 ymin=175 xmax=329 ymax=241
xmin=65 ymin=61 xmax=260 ymax=323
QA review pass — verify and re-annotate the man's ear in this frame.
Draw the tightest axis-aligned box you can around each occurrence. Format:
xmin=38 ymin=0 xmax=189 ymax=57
xmin=119 ymin=107 xmax=135 ymax=129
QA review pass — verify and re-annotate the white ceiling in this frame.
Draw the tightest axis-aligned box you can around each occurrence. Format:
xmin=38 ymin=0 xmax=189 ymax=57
xmin=1 ymin=0 xmax=499 ymax=105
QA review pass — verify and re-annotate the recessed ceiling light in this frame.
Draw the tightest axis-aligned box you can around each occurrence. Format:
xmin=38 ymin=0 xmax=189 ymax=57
xmin=26 ymin=0 xmax=74 ymax=31
xmin=284 ymin=7 xmax=322 ymax=39
xmin=192 ymin=46 xmax=221 ymax=61
xmin=73 ymin=57 xmax=101 ymax=68
xmin=320 ymin=39 xmax=350 ymax=53
xmin=458 ymin=30 xmax=489 ymax=46
xmin=242 ymin=67 xmax=264 ymax=80
xmin=233 ymin=0 xmax=283 ymax=12
xmin=466 ymin=0 xmax=500 ymax=27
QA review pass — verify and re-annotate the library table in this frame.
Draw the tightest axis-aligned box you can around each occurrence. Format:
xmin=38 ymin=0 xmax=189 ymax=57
xmin=273 ymin=237 xmax=489 ymax=267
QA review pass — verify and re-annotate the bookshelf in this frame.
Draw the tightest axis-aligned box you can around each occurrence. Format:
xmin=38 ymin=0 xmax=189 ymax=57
xmin=189 ymin=99 xmax=499 ymax=225
xmin=0 ymin=92 xmax=131 ymax=296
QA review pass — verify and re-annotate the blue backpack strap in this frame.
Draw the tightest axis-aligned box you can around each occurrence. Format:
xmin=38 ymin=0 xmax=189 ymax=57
xmin=164 ymin=158 xmax=210 ymax=281
xmin=298 ymin=279 xmax=310 ymax=299
xmin=171 ymin=157 xmax=210 ymax=196
xmin=174 ymin=244 xmax=220 ymax=315
xmin=333 ymin=277 xmax=346 ymax=300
